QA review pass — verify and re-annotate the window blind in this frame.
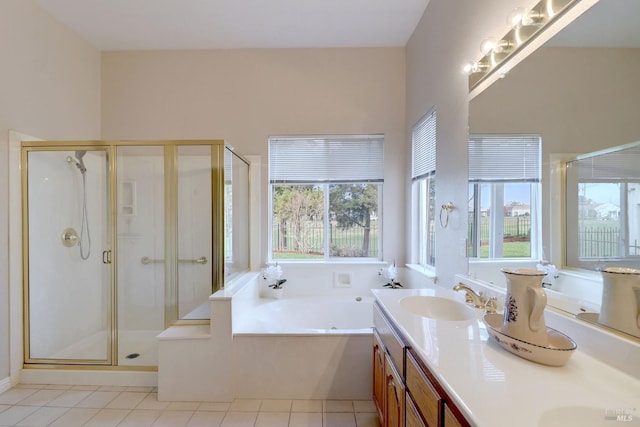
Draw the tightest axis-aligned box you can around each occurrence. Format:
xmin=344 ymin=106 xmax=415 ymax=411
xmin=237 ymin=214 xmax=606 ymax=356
xmin=573 ymin=144 xmax=640 ymax=180
xmin=269 ymin=135 xmax=384 ymax=183
xmin=412 ymin=109 xmax=436 ymax=181
xmin=469 ymin=134 xmax=541 ymax=183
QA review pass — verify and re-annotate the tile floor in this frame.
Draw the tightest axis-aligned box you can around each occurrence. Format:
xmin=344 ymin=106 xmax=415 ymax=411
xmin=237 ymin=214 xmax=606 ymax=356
xmin=0 ymin=384 xmax=380 ymax=427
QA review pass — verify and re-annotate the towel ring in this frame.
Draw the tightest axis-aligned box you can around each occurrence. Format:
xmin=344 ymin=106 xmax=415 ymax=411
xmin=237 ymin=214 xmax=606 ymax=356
xmin=439 ymin=202 xmax=455 ymax=228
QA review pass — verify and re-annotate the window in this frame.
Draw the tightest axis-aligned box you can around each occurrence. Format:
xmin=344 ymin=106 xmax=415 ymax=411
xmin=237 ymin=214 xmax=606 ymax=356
xmin=269 ymin=135 xmax=383 ymax=261
xmin=565 ymin=144 xmax=640 ymax=269
xmin=468 ymin=134 xmax=541 ymax=259
xmin=412 ymin=109 xmax=436 ymax=267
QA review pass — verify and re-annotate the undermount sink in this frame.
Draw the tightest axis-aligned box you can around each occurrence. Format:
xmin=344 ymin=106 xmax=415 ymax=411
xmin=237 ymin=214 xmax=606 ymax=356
xmin=400 ymin=296 xmax=476 ymax=321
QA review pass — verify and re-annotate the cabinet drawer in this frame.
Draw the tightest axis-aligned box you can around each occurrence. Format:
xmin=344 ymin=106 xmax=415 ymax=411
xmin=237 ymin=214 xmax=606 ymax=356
xmin=374 ymin=302 xmax=405 ymax=374
xmin=406 ymin=351 xmax=441 ymax=427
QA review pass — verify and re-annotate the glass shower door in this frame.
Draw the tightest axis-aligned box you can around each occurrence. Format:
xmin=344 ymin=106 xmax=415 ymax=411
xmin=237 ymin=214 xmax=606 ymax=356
xmin=116 ymin=145 xmax=165 ymax=366
xmin=176 ymin=145 xmax=213 ymax=320
xmin=25 ymin=148 xmax=112 ymax=364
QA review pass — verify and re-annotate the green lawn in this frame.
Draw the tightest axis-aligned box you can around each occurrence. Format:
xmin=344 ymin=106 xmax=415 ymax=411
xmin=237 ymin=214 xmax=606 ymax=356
xmin=478 ymin=241 xmax=531 ymax=258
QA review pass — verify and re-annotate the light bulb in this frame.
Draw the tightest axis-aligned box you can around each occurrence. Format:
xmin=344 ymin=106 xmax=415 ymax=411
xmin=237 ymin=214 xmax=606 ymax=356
xmin=507 ymin=7 xmax=527 ymax=29
xmin=480 ymin=38 xmax=498 ymax=56
xmin=463 ymin=61 xmax=488 ymax=75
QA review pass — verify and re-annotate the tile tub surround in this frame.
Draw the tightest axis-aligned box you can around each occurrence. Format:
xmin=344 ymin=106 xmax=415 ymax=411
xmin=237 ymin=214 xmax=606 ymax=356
xmin=373 ymin=287 xmax=640 ymax=427
xmin=0 ymin=384 xmax=379 ymax=427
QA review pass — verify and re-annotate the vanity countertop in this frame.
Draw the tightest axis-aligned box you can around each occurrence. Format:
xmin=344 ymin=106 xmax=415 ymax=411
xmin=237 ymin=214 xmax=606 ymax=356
xmin=372 ymin=287 xmax=640 ymax=427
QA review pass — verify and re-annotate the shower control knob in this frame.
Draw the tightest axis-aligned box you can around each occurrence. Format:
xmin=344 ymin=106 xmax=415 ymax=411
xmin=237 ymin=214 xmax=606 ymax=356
xmin=61 ymin=228 xmax=79 ymax=247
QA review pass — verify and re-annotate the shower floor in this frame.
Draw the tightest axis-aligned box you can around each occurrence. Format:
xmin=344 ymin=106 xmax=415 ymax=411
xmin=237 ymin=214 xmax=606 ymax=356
xmin=49 ymin=330 xmax=161 ymax=366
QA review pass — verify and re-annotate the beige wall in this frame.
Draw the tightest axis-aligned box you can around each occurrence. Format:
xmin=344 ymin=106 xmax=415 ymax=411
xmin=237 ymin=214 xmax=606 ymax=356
xmin=0 ymin=1 xmax=101 ymax=380
xmin=101 ymin=48 xmax=406 ymax=265
xmin=406 ymin=0 xmax=523 ymax=285
xmin=470 ymin=46 xmax=640 ymax=264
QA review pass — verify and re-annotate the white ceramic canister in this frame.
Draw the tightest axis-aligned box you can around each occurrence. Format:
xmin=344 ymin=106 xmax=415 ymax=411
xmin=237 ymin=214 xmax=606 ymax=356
xmin=599 ymin=267 xmax=640 ymax=337
xmin=501 ymin=268 xmax=549 ymax=346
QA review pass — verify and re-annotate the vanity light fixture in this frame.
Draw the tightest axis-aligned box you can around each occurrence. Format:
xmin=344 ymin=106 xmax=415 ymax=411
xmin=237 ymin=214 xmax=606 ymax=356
xmin=467 ymin=0 xmax=579 ymax=91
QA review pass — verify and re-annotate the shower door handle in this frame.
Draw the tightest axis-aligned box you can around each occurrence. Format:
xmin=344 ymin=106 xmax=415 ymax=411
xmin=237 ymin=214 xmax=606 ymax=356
xmin=102 ymin=250 xmax=112 ymax=264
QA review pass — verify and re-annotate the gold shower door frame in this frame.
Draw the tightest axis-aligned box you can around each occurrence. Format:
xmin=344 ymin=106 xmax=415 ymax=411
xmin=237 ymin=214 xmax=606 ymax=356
xmin=21 ymin=140 xmax=225 ymax=368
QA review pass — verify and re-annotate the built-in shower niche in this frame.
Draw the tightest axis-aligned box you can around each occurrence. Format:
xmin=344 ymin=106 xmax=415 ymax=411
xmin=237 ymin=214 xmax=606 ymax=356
xmin=22 ymin=140 xmax=250 ymax=368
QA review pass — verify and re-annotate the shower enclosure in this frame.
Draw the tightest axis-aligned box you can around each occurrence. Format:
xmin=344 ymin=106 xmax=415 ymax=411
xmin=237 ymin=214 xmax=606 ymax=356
xmin=21 ymin=140 xmax=249 ymax=368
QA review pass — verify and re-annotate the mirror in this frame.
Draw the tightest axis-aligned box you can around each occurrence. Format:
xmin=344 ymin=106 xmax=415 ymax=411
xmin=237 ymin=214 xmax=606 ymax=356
xmin=468 ymin=0 xmax=640 ymax=325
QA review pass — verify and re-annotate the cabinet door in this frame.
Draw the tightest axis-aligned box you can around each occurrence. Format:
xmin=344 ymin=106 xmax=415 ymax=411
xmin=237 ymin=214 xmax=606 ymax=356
xmin=373 ymin=332 xmax=385 ymax=423
xmin=406 ymin=351 xmax=441 ymax=426
xmin=444 ymin=403 xmax=464 ymax=427
xmin=406 ymin=394 xmax=427 ymax=427
xmin=384 ymin=356 xmax=405 ymax=427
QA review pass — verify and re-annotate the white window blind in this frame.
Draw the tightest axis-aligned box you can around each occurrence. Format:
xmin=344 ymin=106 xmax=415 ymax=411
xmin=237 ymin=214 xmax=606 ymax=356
xmin=574 ymin=144 xmax=640 ymax=180
xmin=469 ymin=134 xmax=541 ymax=183
xmin=412 ymin=109 xmax=436 ymax=180
xmin=269 ymin=135 xmax=384 ymax=183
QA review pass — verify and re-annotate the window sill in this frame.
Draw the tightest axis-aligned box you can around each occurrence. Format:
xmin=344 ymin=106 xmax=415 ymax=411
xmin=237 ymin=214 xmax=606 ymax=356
xmin=405 ymin=263 xmax=436 ymax=279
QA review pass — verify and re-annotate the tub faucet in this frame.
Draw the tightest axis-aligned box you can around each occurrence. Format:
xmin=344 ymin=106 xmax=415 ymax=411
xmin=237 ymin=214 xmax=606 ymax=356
xmin=453 ymin=283 xmax=496 ymax=313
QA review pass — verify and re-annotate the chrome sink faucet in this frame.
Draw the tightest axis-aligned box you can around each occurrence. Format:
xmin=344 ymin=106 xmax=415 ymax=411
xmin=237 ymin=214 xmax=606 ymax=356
xmin=452 ymin=283 xmax=497 ymax=313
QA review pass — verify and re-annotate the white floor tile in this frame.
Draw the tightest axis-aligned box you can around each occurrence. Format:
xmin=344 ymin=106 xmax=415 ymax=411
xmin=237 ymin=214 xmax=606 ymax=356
xmin=0 ymin=388 xmax=39 ymax=405
xmin=323 ymin=412 xmax=356 ymax=427
xmin=324 ymin=400 xmax=354 ymax=413
xmin=221 ymin=411 xmax=258 ymax=427
xmin=186 ymin=411 xmax=226 ymax=427
xmin=117 ymin=409 xmax=162 ymax=427
xmin=167 ymin=401 xmax=200 ymax=411
xmin=43 ymin=384 xmax=72 ymax=390
xmin=17 ymin=389 xmax=65 ymax=406
xmin=255 ymin=411 xmax=290 ymax=427
xmin=97 ymin=386 xmax=128 ymax=392
xmin=292 ymin=400 xmax=323 ymax=413
xmin=70 ymin=385 xmax=99 ymax=391
xmin=197 ymin=402 xmax=231 ymax=412
xmin=229 ymin=399 xmax=262 ymax=412
xmin=15 ymin=406 xmax=68 ymax=426
xmin=105 ymin=391 xmax=148 ymax=409
xmin=125 ymin=386 xmax=155 ymax=393
xmin=75 ymin=391 xmax=120 ymax=408
xmin=355 ymin=412 xmax=380 ymax=427
xmin=0 ymin=405 xmax=39 ymax=425
xmin=289 ymin=412 xmax=323 ymax=427
xmin=48 ymin=408 xmax=100 ymax=427
xmin=45 ymin=390 xmax=93 ymax=407
xmin=353 ymin=400 xmax=377 ymax=413
xmin=136 ymin=393 xmax=170 ymax=410
xmin=83 ymin=408 xmax=130 ymax=427
xmin=260 ymin=399 xmax=292 ymax=412
xmin=0 ymin=404 xmax=10 ymax=413
xmin=151 ymin=410 xmax=194 ymax=427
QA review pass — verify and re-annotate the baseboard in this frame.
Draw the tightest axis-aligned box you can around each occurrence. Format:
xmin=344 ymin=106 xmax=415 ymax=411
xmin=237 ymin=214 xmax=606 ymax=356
xmin=20 ymin=369 xmax=157 ymax=387
xmin=0 ymin=376 xmax=11 ymax=394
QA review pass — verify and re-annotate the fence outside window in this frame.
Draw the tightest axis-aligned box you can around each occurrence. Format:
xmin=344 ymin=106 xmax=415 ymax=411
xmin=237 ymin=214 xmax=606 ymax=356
xmin=272 ymin=220 xmax=379 ymax=259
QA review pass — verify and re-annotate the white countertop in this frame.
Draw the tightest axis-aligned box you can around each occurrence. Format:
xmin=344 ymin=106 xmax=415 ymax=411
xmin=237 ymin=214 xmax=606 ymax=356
xmin=372 ymin=287 xmax=640 ymax=427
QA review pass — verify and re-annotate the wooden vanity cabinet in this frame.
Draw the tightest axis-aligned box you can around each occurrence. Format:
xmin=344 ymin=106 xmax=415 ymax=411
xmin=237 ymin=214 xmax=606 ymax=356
xmin=373 ymin=301 xmax=470 ymax=427
xmin=385 ymin=356 xmax=405 ymax=427
xmin=372 ymin=331 xmax=385 ymax=422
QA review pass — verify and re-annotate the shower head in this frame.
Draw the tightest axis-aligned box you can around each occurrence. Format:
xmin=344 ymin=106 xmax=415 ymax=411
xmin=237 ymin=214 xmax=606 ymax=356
xmin=67 ymin=151 xmax=87 ymax=173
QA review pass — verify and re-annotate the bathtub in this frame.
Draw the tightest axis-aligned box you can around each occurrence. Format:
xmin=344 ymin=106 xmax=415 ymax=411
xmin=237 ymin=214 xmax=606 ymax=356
xmin=231 ymin=275 xmax=377 ymax=400
xmin=235 ymin=295 xmax=374 ymax=333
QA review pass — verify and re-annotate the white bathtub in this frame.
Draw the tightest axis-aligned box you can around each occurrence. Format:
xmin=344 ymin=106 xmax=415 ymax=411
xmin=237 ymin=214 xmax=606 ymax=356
xmin=236 ymin=295 xmax=374 ymax=334
xmin=231 ymin=275 xmax=377 ymax=400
